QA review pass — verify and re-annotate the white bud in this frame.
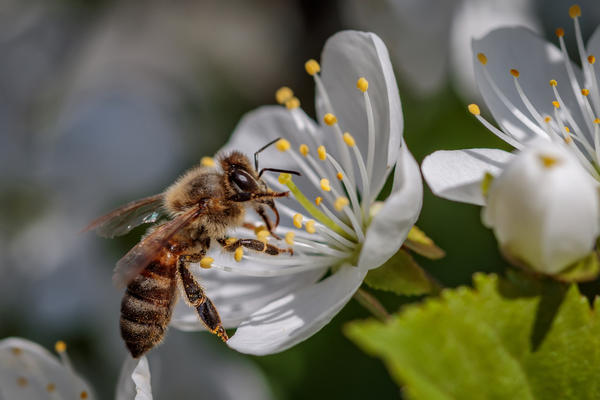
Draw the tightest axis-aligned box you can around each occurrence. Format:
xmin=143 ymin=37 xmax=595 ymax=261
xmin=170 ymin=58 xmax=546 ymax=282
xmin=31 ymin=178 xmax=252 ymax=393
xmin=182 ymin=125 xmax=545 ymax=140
xmin=482 ymin=140 xmax=599 ymax=274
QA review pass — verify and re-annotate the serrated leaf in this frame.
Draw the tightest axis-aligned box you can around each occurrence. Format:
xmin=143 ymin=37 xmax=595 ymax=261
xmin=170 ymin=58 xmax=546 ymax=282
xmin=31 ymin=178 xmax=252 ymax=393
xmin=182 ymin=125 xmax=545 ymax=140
xmin=555 ymin=251 xmax=600 ymax=283
xmin=345 ymin=273 xmax=600 ymax=400
xmin=403 ymin=226 xmax=445 ymax=260
xmin=364 ymin=249 xmax=436 ymax=296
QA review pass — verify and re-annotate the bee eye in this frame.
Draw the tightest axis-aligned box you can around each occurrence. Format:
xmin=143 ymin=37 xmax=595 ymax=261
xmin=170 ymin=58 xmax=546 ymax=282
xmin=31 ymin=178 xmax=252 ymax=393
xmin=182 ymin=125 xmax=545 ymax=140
xmin=231 ymin=169 xmax=257 ymax=192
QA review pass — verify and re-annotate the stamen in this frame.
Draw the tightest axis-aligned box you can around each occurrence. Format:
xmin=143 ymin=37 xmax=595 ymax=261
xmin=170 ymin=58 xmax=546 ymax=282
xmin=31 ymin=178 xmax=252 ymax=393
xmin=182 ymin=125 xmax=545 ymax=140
xmin=511 ymin=71 xmax=547 ymax=129
xmin=357 ymin=77 xmax=369 ymax=92
xmin=582 ymin=89 xmax=590 ymax=96
xmin=587 ymin=55 xmax=600 ymax=115
xmin=556 ymin=27 xmax=565 ymax=37
xmin=468 ymin=104 xmax=523 ymax=149
xmin=200 ymin=257 xmax=214 ymax=269
xmin=285 ymin=232 xmax=295 ymax=245
xmin=550 ymin=79 xmax=558 ymax=87
xmin=305 ymin=220 xmax=316 ymax=234
xmin=276 ymin=138 xmax=291 ymax=152
xmin=334 ymin=197 xmax=349 ymax=211
xmin=305 ymin=59 xmax=321 ymax=76
xmin=55 ymin=341 xmax=67 ymax=353
xmin=285 ymin=97 xmax=301 ymax=110
xmin=320 ymin=178 xmax=331 ymax=191
xmin=336 ymin=172 xmax=343 ymax=180
xmin=553 ymin=101 xmax=560 ymax=108
xmin=510 ymin=69 xmax=520 ymax=78
xmin=201 ymin=157 xmax=215 ymax=167
xmin=226 ymin=237 xmax=237 ymax=246
xmin=343 ymin=132 xmax=355 ymax=146
xmin=234 ymin=247 xmax=244 ymax=262
xmin=569 ymin=4 xmax=581 ymax=18
xmin=346 ymin=132 xmax=371 ymax=204
xmin=324 ymin=113 xmax=337 ymax=126
xmin=551 ymin=83 xmax=591 ymax=149
xmin=315 ymin=196 xmax=322 ymax=206
xmin=203 ymin=256 xmax=337 ymax=277
xmin=468 ymin=104 xmax=480 ymax=115
xmin=293 ymin=213 xmax=303 ymax=228
xmin=315 ymin=199 xmax=357 ymax=237
xmin=275 ymin=87 xmax=294 ymax=104
xmin=363 ymin=88 xmax=377 ymax=193
xmin=299 ymin=144 xmax=309 ymax=156
xmin=477 ymin=53 xmax=488 ymax=65
xmin=317 ymin=145 xmax=327 ymax=160
xmin=325 ymin=152 xmax=362 ymax=218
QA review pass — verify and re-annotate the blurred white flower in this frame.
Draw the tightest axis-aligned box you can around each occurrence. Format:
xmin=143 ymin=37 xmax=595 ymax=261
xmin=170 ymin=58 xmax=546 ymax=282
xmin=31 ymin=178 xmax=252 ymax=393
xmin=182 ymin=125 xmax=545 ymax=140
xmin=482 ymin=140 xmax=599 ymax=273
xmin=0 ymin=337 xmax=150 ymax=400
xmin=172 ymin=30 xmax=423 ymax=355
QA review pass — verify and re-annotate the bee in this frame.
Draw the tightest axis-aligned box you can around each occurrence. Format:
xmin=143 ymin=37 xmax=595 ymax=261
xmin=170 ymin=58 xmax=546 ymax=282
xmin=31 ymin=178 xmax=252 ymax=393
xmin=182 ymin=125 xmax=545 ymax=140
xmin=84 ymin=138 xmax=299 ymax=358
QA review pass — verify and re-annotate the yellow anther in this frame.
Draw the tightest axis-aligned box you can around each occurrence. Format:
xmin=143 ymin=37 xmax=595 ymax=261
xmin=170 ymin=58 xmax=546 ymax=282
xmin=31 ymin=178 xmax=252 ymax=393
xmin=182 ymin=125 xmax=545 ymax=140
xmin=477 ymin=53 xmax=488 ymax=65
xmin=565 ymin=136 xmax=573 ymax=144
xmin=299 ymin=144 xmax=309 ymax=156
xmin=285 ymin=231 xmax=295 ymax=245
xmin=544 ymin=116 xmax=552 ymax=123
xmin=324 ymin=113 xmax=337 ymax=126
xmin=320 ymin=178 xmax=331 ymax=191
xmin=285 ymin=97 xmax=300 ymax=110
xmin=80 ymin=391 xmax=89 ymax=399
xmin=305 ymin=59 xmax=321 ymax=76
xmin=201 ymin=157 xmax=215 ymax=167
xmin=357 ymin=77 xmax=369 ymax=92
xmin=315 ymin=196 xmax=322 ymax=206
xmin=336 ymin=172 xmax=343 ymax=180
xmin=200 ymin=257 xmax=214 ymax=269
xmin=293 ymin=213 xmax=303 ymax=228
xmin=594 ymin=118 xmax=600 ymax=124
xmin=552 ymin=101 xmax=560 ymax=108
xmin=582 ymin=88 xmax=590 ymax=96
xmin=234 ymin=247 xmax=244 ymax=262
xmin=225 ymin=237 xmax=237 ymax=246
xmin=54 ymin=341 xmax=67 ymax=353
xmin=11 ymin=347 xmax=22 ymax=356
xmin=334 ymin=196 xmax=349 ymax=211
xmin=343 ymin=132 xmax=356 ymax=147
xmin=276 ymin=138 xmax=291 ymax=152
xmin=564 ymin=126 xmax=570 ymax=133
xmin=468 ymin=104 xmax=481 ymax=115
xmin=549 ymin=79 xmax=558 ymax=87
xmin=305 ymin=220 xmax=316 ymax=234
xmin=569 ymin=5 xmax=581 ymax=18
xmin=17 ymin=377 xmax=28 ymax=387
xmin=317 ymin=145 xmax=327 ymax=160
xmin=278 ymin=173 xmax=292 ymax=184
xmin=275 ymin=86 xmax=294 ymax=104
xmin=257 ymin=230 xmax=270 ymax=243
xmin=510 ymin=69 xmax=520 ymax=78
xmin=556 ymin=27 xmax=565 ymax=37
xmin=539 ymin=155 xmax=559 ymax=168
xmin=588 ymin=55 xmax=596 ymax=65
xmin=46 ymin=383 xmax=56 ymax=393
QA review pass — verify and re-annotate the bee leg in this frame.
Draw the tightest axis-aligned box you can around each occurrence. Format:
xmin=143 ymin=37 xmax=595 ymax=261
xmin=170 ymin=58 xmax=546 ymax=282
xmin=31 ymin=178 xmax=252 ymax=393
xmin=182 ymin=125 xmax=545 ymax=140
xmin=177 ymin=256 xmax=228 ymax=342
xmin=254 ymin=204 xmax=282 ymax=240
xmin=217 ymin=238 xmax=293 ymax=256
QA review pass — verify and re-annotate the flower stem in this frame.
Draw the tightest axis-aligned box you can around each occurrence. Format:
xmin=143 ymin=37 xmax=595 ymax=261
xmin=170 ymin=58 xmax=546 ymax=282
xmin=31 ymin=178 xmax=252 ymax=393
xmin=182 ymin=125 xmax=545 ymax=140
xmin=353 ymin=288 xmax=390 ymax=321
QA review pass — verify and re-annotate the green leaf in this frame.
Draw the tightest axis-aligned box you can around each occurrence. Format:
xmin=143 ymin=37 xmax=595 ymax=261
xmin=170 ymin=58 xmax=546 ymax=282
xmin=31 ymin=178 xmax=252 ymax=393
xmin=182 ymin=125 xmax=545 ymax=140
xmin=364 ymin=249 xmax=437 ymax=296
xmin=403 ymin=226 xmax=445 ymax=260
xmin=345 ymin=273 xmax=600 ymax=400
xmin=555 ymin=251 xmax=600 ymax=283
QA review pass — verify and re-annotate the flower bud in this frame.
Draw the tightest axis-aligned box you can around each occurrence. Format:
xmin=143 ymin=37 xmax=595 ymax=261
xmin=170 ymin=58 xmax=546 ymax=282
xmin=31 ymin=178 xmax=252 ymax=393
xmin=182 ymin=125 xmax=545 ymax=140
xmin=482 ymin=141 xmax=599 ymax=274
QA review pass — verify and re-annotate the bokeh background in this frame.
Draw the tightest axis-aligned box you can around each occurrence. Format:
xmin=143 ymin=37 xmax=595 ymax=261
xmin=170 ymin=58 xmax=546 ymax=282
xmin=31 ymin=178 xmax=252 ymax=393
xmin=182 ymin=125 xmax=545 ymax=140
xmin=1 ymin=0 xmax=599 ymax=398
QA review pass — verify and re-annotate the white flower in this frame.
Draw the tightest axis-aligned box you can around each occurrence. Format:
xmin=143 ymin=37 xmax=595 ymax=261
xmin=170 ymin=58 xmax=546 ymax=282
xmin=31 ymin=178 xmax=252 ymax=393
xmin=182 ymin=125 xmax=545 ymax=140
xmin=171 ymin=30 xmax=423 ymax=355
xmin=0 ymin=337 xmax=150 ymax=400
xmin=423 ymin=5 xmax=600 ymax=204
xmin=482 ymin=140 xmax=599 ymax=273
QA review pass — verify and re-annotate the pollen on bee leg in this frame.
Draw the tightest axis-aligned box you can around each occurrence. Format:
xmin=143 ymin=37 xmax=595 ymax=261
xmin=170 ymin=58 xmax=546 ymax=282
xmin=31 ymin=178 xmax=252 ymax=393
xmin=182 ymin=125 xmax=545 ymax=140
xmin=569 ymin=4 xmax=581 ymax=18
xmin=305 ymin=220 xmax=316 ymax=234
xmin=320 ymin=178 xmax=331 ymax=191
xmin=225 ymin=237 xmax=237 ymax=246
xmin=285 ymin=231 xmax=295 ymax=245
xmin=334 ymin=196 xmax=349 ymax=211
xmin=293 ymin=213 xmax=303 ymax=228
xmin=275 ymin=86 xmax=294 ymax=104
xmin=234 ymin=247 xmax=244 ymax=262
xmin=254 ymin=225 xmax=267 ymax=234
xmin=200 ymin=257 xmax=214 ymax=269
xmin=276 ymin=138 xmax=291 ymax=152
xmin=299 ymin=144 xmax=309 ymax=156
xmin=54 ymin=340 xmax=67 ymax=353
xmin=201 ymin=157 xmax=215 ymax=167
xmin=256 ymin=230 xmax=270 ymax=243
xmin=317 ymin=145 xmax=327 ymax=160
xmin=477 ymin=53 xmax=488 ymax=65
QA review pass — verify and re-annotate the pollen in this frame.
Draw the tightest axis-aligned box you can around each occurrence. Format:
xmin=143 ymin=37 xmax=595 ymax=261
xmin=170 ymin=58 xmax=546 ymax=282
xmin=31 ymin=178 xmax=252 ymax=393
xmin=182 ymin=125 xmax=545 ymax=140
xmin=334 ymin=196 xmax=349 ymax=211
xmin=549 ymin=79 xmax=558 ymax=87
xmin=254 ymin=225 xmax=267 ymax=234
xmin=256 ymin=230 xmax=270 ymax=243
xmin=510 ymin=69 xmax=520 ymax=78
xmin=225 ymin=237 xmax=237 ymax=246
xmin=468 ymin=104 xmax=481 ymax=115
xmin=305 ymin=220 xmax=316 ymax=234
xmin=285 ymin=231 xmax=295 ymax=245
xmin=293 ymin=213 xmax=303 ymax=228
xmin=276 ymin=138 xmax=291 ymax=152
xmin=324 ymin=113 xmax=337 ymax=126
xmin=299 ymin=144 xmax=309 ymax=156
xmin=201 ymin=157 xmax=215 ymax=167
xmin=343 ymin=132 xmax=356 ymax=147
xmin=477 ymin=53 xmax=488 ymax=65
xmin=556 ymin=27 xmax=565 ymax=37
xmin=80 ymin=391 xmax=89 ymax=399
xmin=320 ymin=178 xmax=331 ymax=191
xmin=552 ymin=101 xmax=560 ymax=108
xmin=234 ymin=247 xmax=244 ymax=262
xmin=305 ymin=59 xmax=321 ymax=76
xmin=356 ymin=77 xmax=369 ymax=92
xmin=588 ymin=55 xmax=596 ymax=65
xmin=275 ymin=86 xmax=294 ymax=104
xmin=317 ymin=145 xmax=327 ymax=160
xmin=569 ymin=4 xmax=581 ymax=18
xmin=278 ymin=173 xmax=292 ymax=184
xmin=544 ymin=116 xmax=552 ymax=123
xmin=539 ymin=154 xmax=559 ymax=168
xmin=46 ymin=383 xmax=56 ymax=393
xmin=315 ymin=196 xmax=322 ymax=206
xmin=594 ymin=118 xmax=600 ymax=124
xmin=17 ymin=377 xmax=28 ymax=387
xmin=285 ymin=97 xmax=300 ymax=110
xmin=54 ymin=340 xmax=67 ymax=353
xmin=336 ymin=172 xmax=343 ymax=180
xmin=200 ymin=257 xmax=214 ymax=269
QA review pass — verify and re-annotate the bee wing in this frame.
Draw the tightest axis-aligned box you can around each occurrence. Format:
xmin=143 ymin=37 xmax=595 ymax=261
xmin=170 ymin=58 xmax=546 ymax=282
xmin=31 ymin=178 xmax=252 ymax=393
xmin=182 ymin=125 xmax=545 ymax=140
xmin=112 ymin=205 xmax=202 ymax=288
xmin=83 ymin=194 xmax=165 ymax=238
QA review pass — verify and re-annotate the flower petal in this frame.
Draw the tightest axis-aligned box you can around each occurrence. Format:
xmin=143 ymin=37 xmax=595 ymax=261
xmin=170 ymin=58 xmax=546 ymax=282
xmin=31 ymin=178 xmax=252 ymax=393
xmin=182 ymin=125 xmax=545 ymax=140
xmin=359 ymin=144 xmax=423 ymax=270
xmin=226 ymin=265 xmax=366 ymax=355
xmin=421 ymin=148 xmax=514 ymax=205
xmin=0 ymin=337 xmax=94 ymax=399
xmin=473 ymin=27 xmax=585 ymax=143
xmin=316 ymin=30 xmax=403 ymax=195
xmin=116 ymin=356 xmax=152 ymax=400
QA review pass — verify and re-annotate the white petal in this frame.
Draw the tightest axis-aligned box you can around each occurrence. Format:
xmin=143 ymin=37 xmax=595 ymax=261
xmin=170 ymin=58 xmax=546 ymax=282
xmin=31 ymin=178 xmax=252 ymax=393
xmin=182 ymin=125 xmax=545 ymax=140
xmin=359 ymin=144 xmax=422 ymax=270
xmin=421 ymin=148 xmax=514 ymax=205
xmin=0 ymin=337 xmax=94 ymax=400
xmin=316 ymin=30 xmax=403 ymax=194
xmin=472 ymin=27 xmax=585 ymax=143
xmin=227 ymin=266 xmax=366 ymax=355
xmin=116 ymin=356 xmax=152 ymax=400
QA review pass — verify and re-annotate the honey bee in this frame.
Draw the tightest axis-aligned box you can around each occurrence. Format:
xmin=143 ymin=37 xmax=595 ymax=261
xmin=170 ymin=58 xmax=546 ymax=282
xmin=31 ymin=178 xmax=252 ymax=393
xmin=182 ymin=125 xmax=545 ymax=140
xmin=85 ymin=138 xmax=299 ymax=358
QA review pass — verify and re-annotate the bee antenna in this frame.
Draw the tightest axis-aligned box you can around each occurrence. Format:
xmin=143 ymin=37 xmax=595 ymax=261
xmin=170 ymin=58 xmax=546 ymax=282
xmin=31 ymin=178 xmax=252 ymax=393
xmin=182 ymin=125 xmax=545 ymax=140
xmin=254 ymin=137 xmax=282 ymax=171
xmin=258 ymin=168 xmax=301 ymax=178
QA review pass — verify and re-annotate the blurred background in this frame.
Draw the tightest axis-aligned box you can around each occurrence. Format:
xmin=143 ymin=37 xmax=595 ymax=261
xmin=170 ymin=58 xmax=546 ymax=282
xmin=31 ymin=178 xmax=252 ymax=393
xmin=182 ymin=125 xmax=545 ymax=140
xmin=1 ymin=0 xmax=599 ymax=398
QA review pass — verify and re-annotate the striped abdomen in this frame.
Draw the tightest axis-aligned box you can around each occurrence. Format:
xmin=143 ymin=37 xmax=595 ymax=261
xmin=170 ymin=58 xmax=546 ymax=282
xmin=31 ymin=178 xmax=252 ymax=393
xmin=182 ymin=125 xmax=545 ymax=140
xmin=120 ymin=259 xmax=177 ymax=358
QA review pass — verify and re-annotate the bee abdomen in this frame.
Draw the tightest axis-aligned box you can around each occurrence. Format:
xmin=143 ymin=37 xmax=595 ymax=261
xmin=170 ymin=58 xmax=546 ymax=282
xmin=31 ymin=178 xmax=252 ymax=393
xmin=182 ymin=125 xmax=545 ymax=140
xmin=120 ymin=262 xmax=177 ymax=358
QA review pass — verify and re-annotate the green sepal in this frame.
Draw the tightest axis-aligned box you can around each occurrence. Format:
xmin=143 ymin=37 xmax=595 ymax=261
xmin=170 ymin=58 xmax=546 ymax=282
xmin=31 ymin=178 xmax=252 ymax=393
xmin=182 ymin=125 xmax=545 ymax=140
xmin=555 ymin=251 xmax=600 ymax=283
xmin=403 ymin=226 xmax=445 ymax=260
